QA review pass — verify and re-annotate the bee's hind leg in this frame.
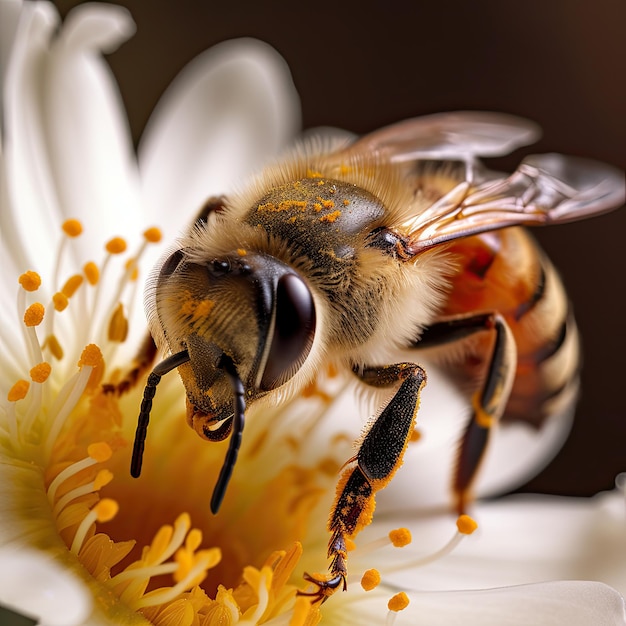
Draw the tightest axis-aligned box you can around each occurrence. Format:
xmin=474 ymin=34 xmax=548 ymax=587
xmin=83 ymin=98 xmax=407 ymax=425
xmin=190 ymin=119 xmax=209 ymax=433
xmin=416 ymin=312 xmax=517 ymax=513
xmin=300 ymin=361 xmax=426 ymax=602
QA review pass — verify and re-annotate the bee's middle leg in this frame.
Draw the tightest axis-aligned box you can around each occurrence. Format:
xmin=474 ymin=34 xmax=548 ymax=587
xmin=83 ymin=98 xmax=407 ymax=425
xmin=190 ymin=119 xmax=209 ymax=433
xmin=302 ymin=361 xmax=426 ymax=602
xmin=417 ymin=311 xmax=516 ymax=513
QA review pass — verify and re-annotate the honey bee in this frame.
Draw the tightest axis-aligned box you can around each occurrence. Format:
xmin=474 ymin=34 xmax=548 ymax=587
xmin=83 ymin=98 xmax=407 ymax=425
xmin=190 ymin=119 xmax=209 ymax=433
xmin=129 ymin=111 xmax=625 ymax=601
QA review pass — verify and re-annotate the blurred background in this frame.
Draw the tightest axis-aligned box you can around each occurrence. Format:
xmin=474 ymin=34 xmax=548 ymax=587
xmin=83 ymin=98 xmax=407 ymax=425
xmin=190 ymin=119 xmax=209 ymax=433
xmin=52 ymin=0 xmax=625 ymax=497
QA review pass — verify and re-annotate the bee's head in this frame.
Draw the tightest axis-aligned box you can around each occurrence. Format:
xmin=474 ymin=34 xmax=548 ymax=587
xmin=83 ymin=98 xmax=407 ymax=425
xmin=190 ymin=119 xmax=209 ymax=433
xmin=153 ymin=248 xmax=316 ymax=430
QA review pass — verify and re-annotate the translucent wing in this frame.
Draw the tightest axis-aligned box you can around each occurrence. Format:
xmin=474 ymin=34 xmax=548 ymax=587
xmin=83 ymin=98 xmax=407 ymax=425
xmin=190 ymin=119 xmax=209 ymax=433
xmin=338 ymin=111 xmax=542 ymax=163
xmin=403 ymin=153 xmax=625 ymax=254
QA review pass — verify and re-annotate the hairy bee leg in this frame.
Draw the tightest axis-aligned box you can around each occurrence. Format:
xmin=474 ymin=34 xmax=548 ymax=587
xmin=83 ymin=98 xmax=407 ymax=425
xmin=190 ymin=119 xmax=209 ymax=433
xmin=301 ymin=362 xmax=426 ymax=603
xmin=417 ymin=312 xmax=516 ymax=513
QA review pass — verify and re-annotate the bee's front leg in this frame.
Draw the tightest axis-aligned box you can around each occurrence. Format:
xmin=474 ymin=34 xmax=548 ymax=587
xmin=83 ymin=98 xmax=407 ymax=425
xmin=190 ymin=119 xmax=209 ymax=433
xmin=301 ymin=362 xmax=426 ymax=603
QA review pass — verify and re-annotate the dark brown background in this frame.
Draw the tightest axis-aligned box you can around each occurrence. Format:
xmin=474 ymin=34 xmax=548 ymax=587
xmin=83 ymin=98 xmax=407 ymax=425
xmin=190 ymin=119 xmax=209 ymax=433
xmin=52 ymin=0 xmax=625 ymax=497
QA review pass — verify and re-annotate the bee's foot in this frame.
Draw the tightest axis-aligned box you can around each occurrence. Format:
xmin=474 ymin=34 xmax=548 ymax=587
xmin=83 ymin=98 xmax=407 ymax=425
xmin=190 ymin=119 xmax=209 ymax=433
xmin=299 ymin=572 xmax=346 ymax=604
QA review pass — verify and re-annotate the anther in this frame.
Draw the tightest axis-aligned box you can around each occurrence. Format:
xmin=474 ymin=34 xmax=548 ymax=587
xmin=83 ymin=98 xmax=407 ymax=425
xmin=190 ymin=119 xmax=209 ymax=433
xmin=61 ymin=274 xmax=83 ymax=298
xmin=389 ymin=528 xmax=412 ymax=548
xmin=24 ymin=302 xmax=45 ymax=327
xmin=78 ymin=344 xmax=103 ymax=368
xmin=143 ymin=227 xmax=162 ymax=243
xmin=62 ymin=219 xmax=83 ymax=238
xmin=7 ymin=380 xmax=30 ymax=402
xmin=360 ymin=568 xmax=381 ymax=591
xmin=30 ymin=362 xmax=52 ymax=384
xmin=108 ymin=303 xmax=129 ymax=342
xmin=456 ymin=514 xmax=478 ymax=535
xmin=88 ymin=441 xmax=113 ymax=463
xmin=19 ymin=271 xmax=41 ymax=292
xmin=388 ymin=591 xmax=410 ymax=612
xmin=105 ymin=237 xmax=127 ymax=255
xmin=83 ymin=262 xmax=99 ymax=285
xmin=52 ymin=292 xmax=69 ymax=312
xmin=44 ymin=334 xmax=64 ymax=360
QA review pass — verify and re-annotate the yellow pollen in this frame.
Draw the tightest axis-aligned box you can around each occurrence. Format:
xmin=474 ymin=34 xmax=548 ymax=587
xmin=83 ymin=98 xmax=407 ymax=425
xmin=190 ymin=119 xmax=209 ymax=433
xmin=345 ymin=537 xmax=357 ymax=551
xmin=108 ymin=303 xmax=129 ymax=342
xmin=306 ymin=169 xmax=323 ymax=178
xmin=388 ymin=591 xmax=410 ymax=612
xmin=18 ymin=270 xmax=41 ymax=292
xmin=237 ymin=248 xmax=247 ymax=256
xmin=360 ymin=568 xmax=381 ymax=591
xmin=78 ymin=343 xmax=103 ymax=368
xmin=44 ymin=334 xmax=64 ymax=360
xmin=95 ymin=498 xmax=119 ymax=522
xmin=88 ymin=441 xmax=113 ymax=462
xmin=342 ymin=199 xmax=350 ymax=206
xmin=24 ymin=302 xmax=45 ymax=326
xmin=319 ymin=210 xmax=341 ymax=223
xmin=410 ymin=428 xmax=421 ymax=442
xmin=93 ymin=469 xmax=114 ymax=490
xmin=61 ymin=274 xmax=83 ymax=298
xmin=30 ymin=362 xmax=52 ymax=383
xmin=8 ymin=380 xmax=30 ymax=402
xmin=456 ymin=514 xmax=478 ymax=535
xmin=389 ymin=527 xmax=412 ymax=547
xmin=472 ymin=392 xmax=495 ymax=428
xmin=62 ymin=218 xmax=83 ymax=237
xmin=83 ymin=261 xmax=99 ymax=285
xmin=52 ymin=292 xmax=69 ymax=312
xmin=105 ymin=237 xmax=127 ymax=254
xmin=143 ymin=226 xmax=162 ymax=243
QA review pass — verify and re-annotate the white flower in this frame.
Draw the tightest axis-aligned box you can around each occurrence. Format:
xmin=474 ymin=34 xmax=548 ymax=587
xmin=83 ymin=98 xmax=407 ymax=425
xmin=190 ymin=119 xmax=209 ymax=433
xmin=0 ymin=2 xmax=624 ymax=625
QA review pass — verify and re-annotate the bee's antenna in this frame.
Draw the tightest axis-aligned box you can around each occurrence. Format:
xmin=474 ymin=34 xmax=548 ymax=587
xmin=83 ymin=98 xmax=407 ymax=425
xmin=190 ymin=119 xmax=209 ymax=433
xmin=131 ymin=350 xmax=190 ymax=478
xmin=210 ymin=355 xmax=246 ymax=514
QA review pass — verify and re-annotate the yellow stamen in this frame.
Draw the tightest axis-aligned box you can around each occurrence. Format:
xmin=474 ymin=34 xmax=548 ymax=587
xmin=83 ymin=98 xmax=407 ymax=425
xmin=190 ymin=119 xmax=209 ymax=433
xmin=105 ymin=237 xmax=127 ymax=254
xmin=83 ymin=261 xmax=100 ymax=285
xmin=125 ymin=258 xmax=139 ymax=281
xmin=30 ymin=362 xmax=52 ymax=383
xmin=7 ymin=380 xmax=29 ymax=402
xmin=361 ymin=568 xmax=381 ymax=591
xmin=61 ymin=274 xmax=84 ymax=298
xmin=71 ymin=499 xmax=119 ymax=554
xmin=62 ymin=218 xmax=83 ymax=237
xmin=389 ymin=527 xmax=412 ymax=548
xmin=52 ymin=469 xmax=114 ymax=518
xmin=47 ymin=442 xmax=113 ymax=504
xmin=456 ymin=514 xmax=478 ymax=535
xmin=143 ymin=226 xmax=163 ymax=243
xmin=78 ymin=343 xmax=103 ymax=368
xmin=24 ymin=302 xmax=45 ymax=326
xmin=52 ymin=292 xmax=69 ymax=312
xmin=18 ymin=270 xmax=41 ymax=292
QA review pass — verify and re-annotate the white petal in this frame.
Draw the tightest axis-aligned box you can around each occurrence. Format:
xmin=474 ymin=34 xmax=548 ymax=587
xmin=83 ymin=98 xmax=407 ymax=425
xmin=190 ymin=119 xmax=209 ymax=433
xmin=366 ymin=488 xmax=626 ymax=595
xmin=2 ymin=1 xmax=141 ymax=278
xmin=138 ymin=38 xmax=301 ymax=242
xmin=0 ymin=546 xmax=92 ymax=626
xmin=397 ymin=581 xmax=626 ymax=626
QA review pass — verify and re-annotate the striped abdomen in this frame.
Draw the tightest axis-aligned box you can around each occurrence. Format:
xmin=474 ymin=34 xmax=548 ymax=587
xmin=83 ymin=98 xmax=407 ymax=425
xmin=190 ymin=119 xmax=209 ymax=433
xmin=440 ymin=227 xmax=580 ymax=429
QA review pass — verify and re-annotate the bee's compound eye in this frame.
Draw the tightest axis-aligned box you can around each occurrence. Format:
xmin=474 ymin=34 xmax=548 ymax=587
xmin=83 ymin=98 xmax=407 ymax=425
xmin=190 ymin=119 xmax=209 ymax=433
xmin=159 ymin=249 xmax=185 ymax=278
xmin=260 ymin=273 xmax=316 ymax=391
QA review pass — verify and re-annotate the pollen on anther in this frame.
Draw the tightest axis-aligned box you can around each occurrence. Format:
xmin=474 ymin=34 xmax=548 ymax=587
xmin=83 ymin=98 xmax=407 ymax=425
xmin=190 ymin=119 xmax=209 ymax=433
xmin=45 ymin=334 xmax=64 ymax=360
xmin=108 ymin=303 xmax=129 ymax=342
xmin=389 ymin=527 xmax=412 ymax=547
xmin=24 ymin=302 xmax=45 ymax=327
xmin=8 ymin=380 xmax=30 ymax=402
xmin=19 ymin=271 xmax=41 ymax=292
xmin=361 ymin=568 xmax=381 ymax=591
xmin=94 ymin=469 xmax=114 ymax=490
xmin=388 ymin=591 xmax=410 ymax=612
xmin=61 ymin=274 xmax=83 ymax=298
xmin=456 ymin=514 xmax=478 ymax=535
xmin=143 ymin=226 xmax=162 ymax=243
xmin=62 ymin=219 xmax=83 ymax=238
xmin=95 ymin=498 xmax=119 ymax=522
xmin=88 ymin=441 xmax=113 ymax=463
xmin=30 ymin=362 xmax=52 ymax=383
xmin=105 ymin=237 xmax=127 ymax=255
xmin=52 ymin=292 xmax=69 ymax=312
xmin=83 ymin=262 xmax=99 ymax=285
xmin=78 ymin=344 xmax=103 ymax=368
